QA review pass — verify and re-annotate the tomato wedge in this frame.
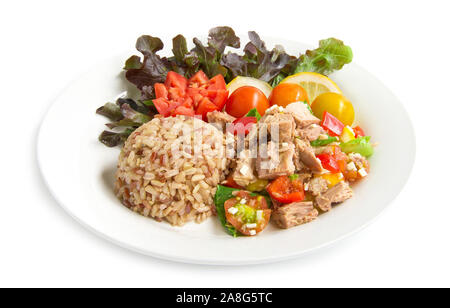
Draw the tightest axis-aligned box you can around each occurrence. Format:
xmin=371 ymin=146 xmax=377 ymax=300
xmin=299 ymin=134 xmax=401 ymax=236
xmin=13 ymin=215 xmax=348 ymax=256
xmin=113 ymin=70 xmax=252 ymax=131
xmin=207 ymin=74 xmax=226 ymax=91
xmin=224 ymin=191 xmax=271 ymax=236
xmin=196 ymin=98 xmax=218 ymax=121
xmin=189 ymin=70 xmax=209 ymax=86
xmin=153 ymin=70 xmax=229 ymax=120
xmin=164 ymin=71 xmax=187 ymax=94
xmin=154 ymin=83 xmax=168 ymax=100
xmin=267 ymin=176 xmax=305 ymax=204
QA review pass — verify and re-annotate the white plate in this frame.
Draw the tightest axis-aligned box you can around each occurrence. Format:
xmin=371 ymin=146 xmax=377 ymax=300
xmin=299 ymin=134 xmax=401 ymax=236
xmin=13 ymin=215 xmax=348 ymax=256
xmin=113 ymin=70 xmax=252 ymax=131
xmin=37 ymin=36 xmax=415 ymax=265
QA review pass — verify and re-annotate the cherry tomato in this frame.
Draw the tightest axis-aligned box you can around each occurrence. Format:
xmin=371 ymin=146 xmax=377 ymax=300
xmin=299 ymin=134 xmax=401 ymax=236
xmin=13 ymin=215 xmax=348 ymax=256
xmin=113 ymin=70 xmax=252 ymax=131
xmin=267 ymin=176 xmax=305 ymax=204
xmin=224 ymin=191 xmax=271 ymax=236
xmin=269 ymin=83 xmax=309 ymax=107
xmin=311 ymin=92 xmax=355 ymax=126
xmin=225 ymin=86 xmax=270 ymax=118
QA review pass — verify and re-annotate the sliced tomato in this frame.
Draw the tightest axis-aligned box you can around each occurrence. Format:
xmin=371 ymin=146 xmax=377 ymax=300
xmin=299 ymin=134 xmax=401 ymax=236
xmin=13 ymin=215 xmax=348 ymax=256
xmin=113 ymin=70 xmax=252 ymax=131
xmin=211 ymin=89 xmax=228 ymax=110
xmin=152 ymin=98 xmax=171 ymax=117
xmin=321 ymin=111 xmax=345 ymax=137
xmin=227 ymin=117 xmax=257 ymax=136
xmin=207 ymin=74 xmax=226 ymax=91
xmin=267 ymin=176 xmax=305 ymax=204
xmin=189 ymin=70 xmax=209 ymax=86
xmin=154 ymin=83 xmax=168 ymax=99
xmin=316 ymin=153 xmax=340 ymax=173
xmin=173 ymin=106 xmax=195 ymax=117
xmin=224 ymin=191 xmax=271 ymax=236
xmin=196 ymin=97 xmax=218 ymax=121
xmin=165 ymin=71 xmax=188 ymax=94
xmin=154 ymin=71 xmax=229 ymax=121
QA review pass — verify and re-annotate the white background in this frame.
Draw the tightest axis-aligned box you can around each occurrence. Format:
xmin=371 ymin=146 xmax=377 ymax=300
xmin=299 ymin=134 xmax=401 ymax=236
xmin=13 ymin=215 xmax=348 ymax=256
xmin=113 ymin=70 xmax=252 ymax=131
xmin=1 ymin=0 xmax=449 ymax=288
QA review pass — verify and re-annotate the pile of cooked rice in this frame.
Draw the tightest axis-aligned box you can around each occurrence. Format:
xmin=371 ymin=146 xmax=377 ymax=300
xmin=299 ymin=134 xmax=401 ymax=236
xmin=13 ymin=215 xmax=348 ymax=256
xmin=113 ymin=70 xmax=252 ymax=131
xmin=115 ymin=116 xmax=228 ymax=226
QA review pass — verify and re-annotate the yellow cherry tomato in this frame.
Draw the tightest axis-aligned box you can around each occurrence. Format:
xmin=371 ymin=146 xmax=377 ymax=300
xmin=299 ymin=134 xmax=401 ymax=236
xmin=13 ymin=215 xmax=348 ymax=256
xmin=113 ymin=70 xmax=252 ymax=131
xmin=311 ymin=92 xmax=355 ymax=126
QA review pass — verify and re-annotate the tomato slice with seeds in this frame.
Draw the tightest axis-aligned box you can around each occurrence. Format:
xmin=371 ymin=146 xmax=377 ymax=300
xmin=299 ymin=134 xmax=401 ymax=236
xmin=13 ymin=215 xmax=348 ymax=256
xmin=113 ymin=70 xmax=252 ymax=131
xmin=267 ymin=176 xmax=305 ymax=204
xmin=224 ymin=191 xmax=271 ymax=236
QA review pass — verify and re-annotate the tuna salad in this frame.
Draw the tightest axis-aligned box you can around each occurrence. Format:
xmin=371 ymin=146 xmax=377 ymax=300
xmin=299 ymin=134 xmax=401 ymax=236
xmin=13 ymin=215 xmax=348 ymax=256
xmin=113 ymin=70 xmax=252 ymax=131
xmin=96 ymin=27 xmax=375 ymax=237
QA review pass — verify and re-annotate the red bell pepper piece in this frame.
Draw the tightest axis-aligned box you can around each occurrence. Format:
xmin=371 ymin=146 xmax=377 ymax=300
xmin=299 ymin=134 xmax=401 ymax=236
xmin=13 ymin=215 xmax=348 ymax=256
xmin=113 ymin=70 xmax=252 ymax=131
xmin=227 ymin=117 xmax=257 ymax=136
xmin=321 ymin=111 xmax=345 ymax=136
xmin=316 ymin=153 xmax=341 ymax=173
xmin=353 ymin=126 xmax=366 ymax=138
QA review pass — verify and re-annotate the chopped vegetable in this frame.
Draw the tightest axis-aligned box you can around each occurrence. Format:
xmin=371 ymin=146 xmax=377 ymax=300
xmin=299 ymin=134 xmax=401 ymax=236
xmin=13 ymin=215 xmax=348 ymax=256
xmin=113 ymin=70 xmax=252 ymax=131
xmin=310 ymin=136 xmax=338 ymax=147
xmin=153 ymin=70 xmax=228 ymax=120
xmin=267 ymin=175 xmax=305 ymax=204
xmin=340 ymin=136 xmax=374 ymax=157
xmin=246 ymin=179 xmax=269 ymax=192
xmin=321 ymin=111 xmax=345 ymax=136
xmin=316 ymin=153 xmax=341 ymax=173
xmin=340 ymin=126 xmax=356 ymax=143
xmin=316 ymin=173 xmax=344 ymax=188
xmin=227 ymin=117 xmax=258 ymax=136
xmin=224 ymin=190 xmax=271 ymax=236
xmin=353 ymin=126 xmax=365 ymax=138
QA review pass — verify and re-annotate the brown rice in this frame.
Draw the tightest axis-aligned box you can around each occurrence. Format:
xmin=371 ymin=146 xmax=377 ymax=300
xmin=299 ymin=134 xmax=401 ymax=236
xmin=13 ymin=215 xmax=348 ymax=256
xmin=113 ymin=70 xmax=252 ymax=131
xmin=115 ymin=115 xmax=229 ymax=226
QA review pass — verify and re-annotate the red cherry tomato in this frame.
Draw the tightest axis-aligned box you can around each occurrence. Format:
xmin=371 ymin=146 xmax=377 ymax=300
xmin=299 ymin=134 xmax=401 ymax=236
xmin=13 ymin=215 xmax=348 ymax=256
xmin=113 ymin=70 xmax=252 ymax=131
xmin=225 ymin=86 xmax=270 ymax=118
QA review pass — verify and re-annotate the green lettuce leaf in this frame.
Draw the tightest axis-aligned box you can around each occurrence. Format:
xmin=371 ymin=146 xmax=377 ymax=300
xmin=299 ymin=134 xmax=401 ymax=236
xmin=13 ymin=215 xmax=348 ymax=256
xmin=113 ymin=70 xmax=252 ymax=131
xmin=294 ymin=38 xmax=353 ymax=75
xmin=339 ymin=136 xmax=374 ymax=157
xmin=214 ymin=185 xmax=241 ymax=237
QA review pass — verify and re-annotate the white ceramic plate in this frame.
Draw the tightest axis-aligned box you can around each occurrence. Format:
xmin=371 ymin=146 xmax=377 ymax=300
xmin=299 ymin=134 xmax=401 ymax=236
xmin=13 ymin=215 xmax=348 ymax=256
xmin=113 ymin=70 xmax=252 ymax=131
xmin=38 ymin=36 xmax=415 ymax=265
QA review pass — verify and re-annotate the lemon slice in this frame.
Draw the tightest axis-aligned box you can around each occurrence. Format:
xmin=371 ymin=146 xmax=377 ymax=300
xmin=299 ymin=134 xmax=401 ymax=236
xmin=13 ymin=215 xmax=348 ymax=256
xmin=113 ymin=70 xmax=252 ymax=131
xmin=280 ymin=72 xmax=342 ymax=102
xmin=227 ymin=76 xmax=272 ymax=98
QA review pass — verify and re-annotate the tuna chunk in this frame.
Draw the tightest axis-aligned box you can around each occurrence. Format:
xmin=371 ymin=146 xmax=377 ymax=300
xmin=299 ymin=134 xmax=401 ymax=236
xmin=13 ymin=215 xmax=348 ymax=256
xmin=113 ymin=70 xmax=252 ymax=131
xmin=261 ymin=112 xmax=295 ymax=143
xmin=294 ymin=138 xmax=323 ymax=172
xmin=207 ymin=111 xmax=236 ymax=132
xmin=315 ymin=181 xmax=353 ymax=212
xmin=307 ymin=177 xmax=329 ymax=196
xmin=285 ymin=102 xmax=320 ymax=128
xmin=272 ymin=201 xmax=319 ymax=229
xmin=257 ymin=142 xmax=295 ymax=180
xmin=297 ymin=124 xmax=326 ymax=141
xmin=232 ymin=149 xmax=256 ymax=187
